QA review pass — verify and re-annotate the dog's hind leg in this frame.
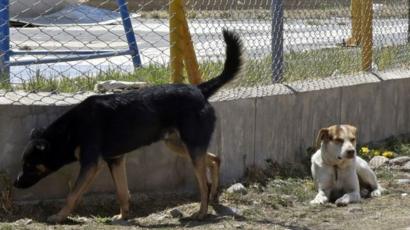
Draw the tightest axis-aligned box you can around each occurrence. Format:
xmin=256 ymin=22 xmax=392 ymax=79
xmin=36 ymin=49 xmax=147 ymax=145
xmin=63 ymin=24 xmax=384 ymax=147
xmin=164 ymin=132 xmax=220 ymax=204
xmin=47 ymin=160 xmax=104 ymax=223
xmin=106 ymin=156 xmax=130 ymax=220
xmin=190 ymin=151 xmax=209 ymax=220
xmin=206 ymin=152 xmax=220 ymax=204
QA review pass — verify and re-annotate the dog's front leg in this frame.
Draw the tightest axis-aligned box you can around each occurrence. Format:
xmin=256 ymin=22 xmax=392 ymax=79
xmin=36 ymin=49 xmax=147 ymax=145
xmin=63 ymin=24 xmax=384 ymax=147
xmin=47 ymin=161 xmax=103 ymax=223
xmin=310 ymin=189 xmax=330 ymax=205
xmin=106 ymin=156 xmax=130 ymax=220
xmin=335 ymin=191 xmax=361 ymax=206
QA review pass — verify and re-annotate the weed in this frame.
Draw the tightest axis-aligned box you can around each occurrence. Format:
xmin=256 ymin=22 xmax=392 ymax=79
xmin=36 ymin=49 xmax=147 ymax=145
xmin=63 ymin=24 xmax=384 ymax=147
xmin=0 ymin=171 xmax=13 ymax=216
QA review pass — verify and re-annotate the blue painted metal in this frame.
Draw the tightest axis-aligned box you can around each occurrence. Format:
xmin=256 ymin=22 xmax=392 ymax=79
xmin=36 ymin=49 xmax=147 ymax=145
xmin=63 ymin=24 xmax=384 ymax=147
xmin=11 ymin=50 xmax=126 ymax=56
xmin=4 ymin=0 xmax=141 ymax=76
xmin=116 ymin=0 xmax=141 ymax=68
xmin=271 ymin=0 xmax=284 ymax=83
xmin=0 ymin=0 xmax=10 ymax=79
xmin=11 ymin=49 xmax=132 ymax=66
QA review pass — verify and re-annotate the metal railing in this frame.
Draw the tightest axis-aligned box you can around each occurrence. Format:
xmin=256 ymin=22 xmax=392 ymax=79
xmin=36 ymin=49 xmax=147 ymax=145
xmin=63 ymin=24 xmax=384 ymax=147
xmin=0 ymin=0 xmax=141 ymax=80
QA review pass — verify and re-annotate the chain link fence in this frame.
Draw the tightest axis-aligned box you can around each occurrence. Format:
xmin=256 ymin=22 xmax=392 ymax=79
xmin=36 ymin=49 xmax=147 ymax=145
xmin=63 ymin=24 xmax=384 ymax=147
xmin=0 ymin=0 xmax=409 ymax=97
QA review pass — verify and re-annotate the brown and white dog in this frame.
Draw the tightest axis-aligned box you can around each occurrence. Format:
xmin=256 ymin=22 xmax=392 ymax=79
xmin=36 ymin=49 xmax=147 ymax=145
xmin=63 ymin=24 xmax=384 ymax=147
xmin=310 ymin=124 xmax=382 ymax=206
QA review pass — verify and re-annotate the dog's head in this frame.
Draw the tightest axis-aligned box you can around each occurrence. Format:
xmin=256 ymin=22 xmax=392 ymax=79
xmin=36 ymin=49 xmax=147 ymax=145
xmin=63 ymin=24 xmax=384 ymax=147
xmin=316 ymin=124 xmax=357 ymax=163
xmin=14 ymin=128 xmax=53 ymax=189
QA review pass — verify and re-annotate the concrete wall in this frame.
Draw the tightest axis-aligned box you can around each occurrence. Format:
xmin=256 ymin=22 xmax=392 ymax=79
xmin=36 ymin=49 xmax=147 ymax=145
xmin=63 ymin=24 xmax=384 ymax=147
xmin=1 ymin=69 xmax=410 ymax=201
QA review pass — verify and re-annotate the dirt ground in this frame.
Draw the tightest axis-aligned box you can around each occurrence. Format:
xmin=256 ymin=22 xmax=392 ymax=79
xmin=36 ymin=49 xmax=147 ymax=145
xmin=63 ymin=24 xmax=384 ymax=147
xmin=1 ymin=165 xmax=410 ymax=230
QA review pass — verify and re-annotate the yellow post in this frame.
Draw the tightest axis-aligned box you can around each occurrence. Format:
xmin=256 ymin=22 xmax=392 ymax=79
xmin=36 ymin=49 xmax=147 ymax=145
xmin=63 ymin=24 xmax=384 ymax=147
xmin=180 ymin=17 xmax=202 ymax=85
xmin=169 ymin=0 xmax=184 ymax=83
xmin=350 ymin=0 xmax=362 ymax=46
xmin=169 ymin=0 xmax=202 ymax=84
xmin=361 ymin=0 xmax=373 ymax=71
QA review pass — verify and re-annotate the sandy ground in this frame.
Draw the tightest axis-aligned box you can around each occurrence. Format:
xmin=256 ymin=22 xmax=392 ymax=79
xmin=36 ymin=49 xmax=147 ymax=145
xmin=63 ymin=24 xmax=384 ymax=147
xmin=1 ymin=165 xmax=410 ymax=230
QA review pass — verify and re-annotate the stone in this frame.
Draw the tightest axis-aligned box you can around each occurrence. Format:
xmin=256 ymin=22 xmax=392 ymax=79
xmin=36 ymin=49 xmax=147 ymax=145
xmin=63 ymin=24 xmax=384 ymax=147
xmin=401 ymin=161 xmax=410 ymax=171
xmin=388 ymin=156 xmax=410 ymax=166
xmin=396 ymin=179 xmax=410 ymax=184
xmin=94 ymin=80 xmax=147 ymax=93
xmin=369 ymin=156 xmax=389 ymax=169
xmin=226 ymin=183 xmax=247 ymax=195
xmin=169 ymin=208 xmax=183 ymax=218
xmin=14 ymin=218 xmax=32 ymax=225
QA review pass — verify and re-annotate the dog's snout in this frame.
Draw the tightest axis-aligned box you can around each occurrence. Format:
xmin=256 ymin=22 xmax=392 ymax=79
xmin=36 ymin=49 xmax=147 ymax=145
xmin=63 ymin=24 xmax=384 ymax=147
xmin=346 ymin=149 xmax=355 ymax=158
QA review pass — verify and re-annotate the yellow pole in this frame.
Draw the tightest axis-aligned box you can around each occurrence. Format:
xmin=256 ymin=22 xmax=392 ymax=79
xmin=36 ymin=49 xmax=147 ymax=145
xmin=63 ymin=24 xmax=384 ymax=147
xmin=345 ymin=0 xmax=361 ymax=47
xmin=169 ymin=0 xmax=202 ymax=84
xmin=169 ymin=0 xmax=184 ymax=83
xmin=180 ymin=13 xmax=202 ymax=84
xmin=361 ymin=0 xmax=373 ymax=71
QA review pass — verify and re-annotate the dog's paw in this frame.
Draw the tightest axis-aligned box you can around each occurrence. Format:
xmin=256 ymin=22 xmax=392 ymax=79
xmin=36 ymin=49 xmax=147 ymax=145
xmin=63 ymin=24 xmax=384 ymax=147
xmin=370 ymin=189 xmax=382 ymax=197
xmin=335 ymin=198 xmax=349 ymax=207
xmin=310 ymin=198 xmax=327 ymax=205
xmin=112 ymin=214 xmax=128 ymax=221
xmin=188 ymin=210 xmax=207 ymax=220
xmin=47 ymin=214 xmax=65 ymax=223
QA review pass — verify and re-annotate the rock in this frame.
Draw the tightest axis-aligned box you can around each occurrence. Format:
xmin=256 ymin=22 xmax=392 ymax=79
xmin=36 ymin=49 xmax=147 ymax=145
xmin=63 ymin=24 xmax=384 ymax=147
xmin=396 ymin=179 xmax=410 ymax=185
xmin=94 ymin=80 xmax=147 ymax=93
xmin=401 ymin=161 xmax=410 ymax=171
xmin=369 ymin=156 xmax=389 ymax=169
xmin=169 ymin=208 xmax=183 ymax=218
xmin=402 ymin=193 xmax=408 ymax=197
xmin=227 ymin=183 xmax=247 ymax=195
xmin=14 ymin=218 xmax=32 ymax=225
xmin=388 ymin=156 xmax=410 ymax=166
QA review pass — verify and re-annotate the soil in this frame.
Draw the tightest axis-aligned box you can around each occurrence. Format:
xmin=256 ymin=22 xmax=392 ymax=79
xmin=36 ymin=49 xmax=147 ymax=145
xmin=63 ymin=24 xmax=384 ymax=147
xmin=1 ymin=167 xmax=409 ymax=230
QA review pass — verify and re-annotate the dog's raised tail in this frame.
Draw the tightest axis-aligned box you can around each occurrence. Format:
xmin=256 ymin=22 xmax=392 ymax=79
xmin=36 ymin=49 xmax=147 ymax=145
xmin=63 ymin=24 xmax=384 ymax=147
xmin=198 ymin=30 xmax=243 ymax=99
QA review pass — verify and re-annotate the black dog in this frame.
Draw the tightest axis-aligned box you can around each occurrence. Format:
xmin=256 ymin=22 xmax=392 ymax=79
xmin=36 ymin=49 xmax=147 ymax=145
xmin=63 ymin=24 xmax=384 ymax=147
xmin=14 ymin=30 xmax=243 ymax=223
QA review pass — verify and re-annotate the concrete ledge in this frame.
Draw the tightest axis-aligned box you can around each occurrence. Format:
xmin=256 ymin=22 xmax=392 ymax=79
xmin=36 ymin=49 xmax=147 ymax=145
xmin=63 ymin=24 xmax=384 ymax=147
xmin=1 ymin=68 xmax=410 ymax=201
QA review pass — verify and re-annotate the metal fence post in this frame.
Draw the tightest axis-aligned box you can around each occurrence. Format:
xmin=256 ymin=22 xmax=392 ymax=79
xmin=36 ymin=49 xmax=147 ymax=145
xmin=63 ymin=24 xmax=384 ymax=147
xmin=117 ymin=0 xmax=141 ymax=68
xmin=0 ymin=0 xmax=10 ymax=80
xmin=361 ymin=0 xmax=373 ymax=71
xmin=408 ymin=0 xmax=410 ymax=43
xmin=271 ymin=0 xmax=284 ymax=83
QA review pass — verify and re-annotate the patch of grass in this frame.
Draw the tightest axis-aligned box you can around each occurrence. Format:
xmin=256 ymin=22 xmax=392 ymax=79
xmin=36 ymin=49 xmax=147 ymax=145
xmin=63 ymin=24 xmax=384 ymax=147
xmin=2 ymin=44 xmax=410 ymax=93
xmin=0 ymin=171 xmax=13 ymax=217
xmin=0 ymin=224 xmax=13 ymax=230
xmin=92 ymin=215 xmax=112 ymax=224
xmin=383 ymin=136 xmax=410 ymax=156
xmin=358 ymin=135 xmax=410 ymax=160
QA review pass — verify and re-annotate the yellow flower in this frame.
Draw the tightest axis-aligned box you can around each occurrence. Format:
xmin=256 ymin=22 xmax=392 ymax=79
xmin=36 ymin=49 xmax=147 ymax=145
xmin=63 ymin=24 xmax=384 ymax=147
xmin=373 ymin=150 xmax=381 ymax=156
xmin=382 ymin=151 xmax=394 ymax=158
xmin=360 ymin=147 xmax=369 ymax=154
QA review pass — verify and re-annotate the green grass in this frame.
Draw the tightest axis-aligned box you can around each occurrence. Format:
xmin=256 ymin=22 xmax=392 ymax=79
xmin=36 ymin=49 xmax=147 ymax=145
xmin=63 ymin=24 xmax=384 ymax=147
xmin=2 ymin=44 xmax=410 ymax=93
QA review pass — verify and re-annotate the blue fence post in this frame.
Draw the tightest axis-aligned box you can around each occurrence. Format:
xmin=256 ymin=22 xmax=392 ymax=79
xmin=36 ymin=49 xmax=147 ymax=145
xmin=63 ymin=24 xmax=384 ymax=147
xmin=0 ymin=0 xmax=10 ymax=80
xmin=117 ymin=0 xmax=141 ymax=68
xmin=271 ymin=0 xmax=284 ymax=83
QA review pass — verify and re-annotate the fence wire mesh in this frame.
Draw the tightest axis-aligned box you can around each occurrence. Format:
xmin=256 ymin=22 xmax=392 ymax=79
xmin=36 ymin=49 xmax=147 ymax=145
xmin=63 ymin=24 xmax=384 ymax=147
xmin=0 ymin=0 xmax=409 ymax=101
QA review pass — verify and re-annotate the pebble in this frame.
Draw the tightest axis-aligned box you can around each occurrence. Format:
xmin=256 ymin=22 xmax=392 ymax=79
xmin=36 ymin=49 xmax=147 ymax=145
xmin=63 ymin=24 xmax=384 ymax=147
xmin=169 ymin=208 xmax=184 ymax=218
xmin=227 ymin=183 xmax=247 ymax=195
xmin=369 ymin=156 xmax=389 ymax=169
xmin=396 ymin=179 xmax=410 ymax=184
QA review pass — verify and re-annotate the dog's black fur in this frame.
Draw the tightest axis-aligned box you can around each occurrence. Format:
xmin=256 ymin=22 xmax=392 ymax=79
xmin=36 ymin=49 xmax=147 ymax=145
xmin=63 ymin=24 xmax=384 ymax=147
xmin=14 ymin=30 xmax=243 ymax=221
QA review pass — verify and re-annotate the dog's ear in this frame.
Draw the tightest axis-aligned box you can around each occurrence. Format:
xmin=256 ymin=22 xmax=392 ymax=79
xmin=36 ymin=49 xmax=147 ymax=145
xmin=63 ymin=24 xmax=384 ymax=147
xmin=315 ymin=128 xmax=330 ymax=149
xmin=30 ymin=128 xmax=45 ymax=139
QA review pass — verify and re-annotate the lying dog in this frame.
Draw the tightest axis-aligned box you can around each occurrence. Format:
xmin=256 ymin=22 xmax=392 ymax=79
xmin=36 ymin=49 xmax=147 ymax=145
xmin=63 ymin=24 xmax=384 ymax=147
xmin=14 ymin=30 xmax=243 ymax=222
xmin=310 ymin=124 xmax=382 ymax=206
